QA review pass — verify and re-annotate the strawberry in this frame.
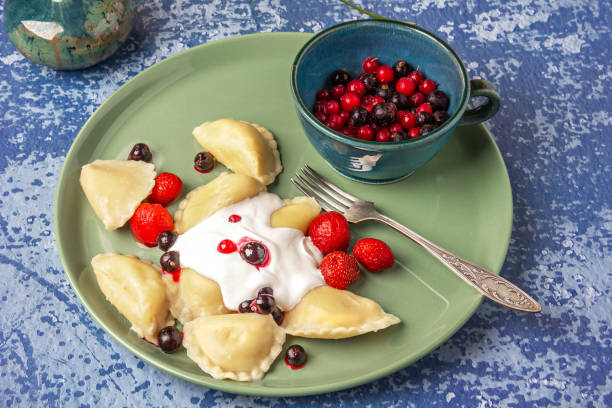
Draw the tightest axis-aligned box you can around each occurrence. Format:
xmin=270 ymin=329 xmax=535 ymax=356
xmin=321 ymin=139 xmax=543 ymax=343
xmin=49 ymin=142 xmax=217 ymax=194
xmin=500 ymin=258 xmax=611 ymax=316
xmin=148 ymin=172 xmax=183 ymax=206
xmin=307 ymin=211 xmax=350 ymax=255
xmin=319 ymin=251 xmax=360 ymax=289
xmin=352 ymin=238 xmax=394 ymax=272
xmin=130 ymin=203 xmax=174 ymax=247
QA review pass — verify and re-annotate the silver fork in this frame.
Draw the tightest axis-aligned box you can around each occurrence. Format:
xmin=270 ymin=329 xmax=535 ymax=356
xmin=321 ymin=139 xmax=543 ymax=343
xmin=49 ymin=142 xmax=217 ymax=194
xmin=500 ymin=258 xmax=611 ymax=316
xmin=292 ymin=165 xmax=541 ymax=313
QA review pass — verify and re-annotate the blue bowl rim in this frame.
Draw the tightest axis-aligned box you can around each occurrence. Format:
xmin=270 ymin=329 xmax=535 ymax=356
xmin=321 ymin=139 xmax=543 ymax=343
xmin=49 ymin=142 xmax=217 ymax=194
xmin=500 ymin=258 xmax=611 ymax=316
xmin=291 ymin=19 xmax=471 ymax=151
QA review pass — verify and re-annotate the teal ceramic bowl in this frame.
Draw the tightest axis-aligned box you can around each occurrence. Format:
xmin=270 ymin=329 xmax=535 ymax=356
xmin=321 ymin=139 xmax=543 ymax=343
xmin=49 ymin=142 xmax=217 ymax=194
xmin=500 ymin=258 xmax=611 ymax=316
xmin=291 ymin=19 xmax=501 ymax=184
xmin=3 ymin=0 xmax=133 ymax=70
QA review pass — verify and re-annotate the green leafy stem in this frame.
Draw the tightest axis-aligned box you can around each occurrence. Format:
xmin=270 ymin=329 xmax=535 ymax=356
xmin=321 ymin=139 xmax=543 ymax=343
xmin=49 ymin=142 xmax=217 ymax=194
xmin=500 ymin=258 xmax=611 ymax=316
xmin=339 ymin=0 xmax=416 ymax=25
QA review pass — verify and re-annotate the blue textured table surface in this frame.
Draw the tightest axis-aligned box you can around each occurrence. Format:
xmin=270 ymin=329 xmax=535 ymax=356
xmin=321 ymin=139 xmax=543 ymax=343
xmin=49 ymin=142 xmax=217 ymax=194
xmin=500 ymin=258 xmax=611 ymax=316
xmin=1 ymin=1 xmax=610 ymax=407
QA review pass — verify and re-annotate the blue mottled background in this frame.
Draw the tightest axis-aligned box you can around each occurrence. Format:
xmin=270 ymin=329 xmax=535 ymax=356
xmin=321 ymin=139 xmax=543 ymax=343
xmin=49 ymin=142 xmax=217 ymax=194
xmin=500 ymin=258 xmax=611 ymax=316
xmin=1 ymin=1 xmax=610 ymax=407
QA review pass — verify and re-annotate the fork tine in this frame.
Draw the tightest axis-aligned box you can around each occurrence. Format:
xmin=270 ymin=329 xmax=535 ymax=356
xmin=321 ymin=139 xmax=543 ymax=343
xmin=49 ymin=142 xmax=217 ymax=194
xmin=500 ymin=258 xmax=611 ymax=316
xmin=290 ymin=178 xmax=337 ymax=212
xmin=295 ymin=175 xmax=347 ymax=213
xmin=304 ymin=164 xmax=360 ymax=202
xmin=300 ymin=167 xmax=354 ymax=207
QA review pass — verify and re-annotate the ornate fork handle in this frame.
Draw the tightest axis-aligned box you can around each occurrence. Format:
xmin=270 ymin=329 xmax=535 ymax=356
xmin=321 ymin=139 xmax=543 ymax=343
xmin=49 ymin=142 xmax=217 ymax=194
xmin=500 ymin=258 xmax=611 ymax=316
xmin=375 ymin=214 xmax=541 ymax=313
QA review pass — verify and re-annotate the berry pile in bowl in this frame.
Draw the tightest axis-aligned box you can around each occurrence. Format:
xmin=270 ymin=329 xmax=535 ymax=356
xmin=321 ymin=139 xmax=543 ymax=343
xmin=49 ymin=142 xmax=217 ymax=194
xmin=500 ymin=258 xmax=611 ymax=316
xmin=312 ymin=57 xmax=450 ymax=142
xmin=291 ymin=19 xmax=500 ymax=184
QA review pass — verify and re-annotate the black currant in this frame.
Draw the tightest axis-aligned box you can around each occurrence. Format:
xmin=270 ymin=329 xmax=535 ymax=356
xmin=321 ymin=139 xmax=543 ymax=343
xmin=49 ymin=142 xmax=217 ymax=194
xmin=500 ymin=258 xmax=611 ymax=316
xmin=240 ymin=242 xmax=268 ymax=266
xmin=157 ymin=230 xmax=178 ymax=252
xmin=415 ymin=111 xmax=433 ymax=127
xmin=329 ymin=69 xmax=351 ymax=86
xmin=389 ymin=92 xmax=410 ymax=110
xmin=426 ymin=90 xmax=450 ymax=111
xmin=160 ymin=251 xmax=180 ymax=272
xmin=158 ymin=326 xmax=182 ymax=353
xmin=392 ymin=60 xmax=412 ymax=78
xmin=128 ymin=143 xmax=152 ymax=162
xmin=285 ymin=344 xmax=307 ymax=367
xmin=371 ymin=102 xmax=397 ymax=127
xmin=349 ymin=107 xmax=370 ymax=127
xmin=194 ymin=152 xmax=215 ymax=173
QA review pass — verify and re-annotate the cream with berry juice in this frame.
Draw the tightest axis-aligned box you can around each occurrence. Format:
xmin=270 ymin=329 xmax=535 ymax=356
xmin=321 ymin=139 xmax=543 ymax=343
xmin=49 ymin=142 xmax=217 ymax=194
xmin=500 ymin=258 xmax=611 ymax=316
xmin=170 ymin=192 xmax=325 ymax=310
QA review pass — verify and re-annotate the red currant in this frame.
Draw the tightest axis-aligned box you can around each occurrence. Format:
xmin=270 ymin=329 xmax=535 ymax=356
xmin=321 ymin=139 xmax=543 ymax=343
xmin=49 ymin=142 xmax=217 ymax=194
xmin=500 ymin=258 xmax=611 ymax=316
xmin=416 ymin=103 xmax=433 ymax=115
xmin=395 ymin=77 xmax=416 ymax=96
xmin=331 ymin=84 xmax=346 ymax=99
xmin=361 ymin=94 xmax=375 ymax=107
xmin=339 ymin=110 xmax=350 ymax=124
xmin=408 ymin=127 xmax=420 ymax=139
xmin=390 ymin=123 xmax=403 ymax=133
xmin=376 ymin=128 xmax=391 ymax=142
xmin=372 ymin=96 xmax=385 ymax=105
xmin=376 ymin=65 xmax=394 ymax=83
xmin=356 ymin=125 xmax=374 ymax=141
xmin=316 ymin=89 xmax=330 ymax=100
xmin=314 ymin=111 xmax=327 ymax=123
xmin=341 ymin=126 xmax=356 ymax=137
xmin=340 ymin=92 xmax=361 ymax=112
xmin=407 ymin=70 xmax=424 ymax=86
xmin=327 ymin=114 xmax=344 ymax=131
xmin=362 ymin=57 xmax=379 ymax=74
xmin=346 ymin=79 xmax=366 ymax=97
xmin=408 ymin=92 xmax=425 ymax=107
xmin=313 ymin=101 xmax=324 ymax=113
xmin=418 ymin=79 xmax=437 ymax=94
xmin=324 ymin=100 xmax=341 ymax=115
xmin=400 ymin=112 xmax=416 ymax=129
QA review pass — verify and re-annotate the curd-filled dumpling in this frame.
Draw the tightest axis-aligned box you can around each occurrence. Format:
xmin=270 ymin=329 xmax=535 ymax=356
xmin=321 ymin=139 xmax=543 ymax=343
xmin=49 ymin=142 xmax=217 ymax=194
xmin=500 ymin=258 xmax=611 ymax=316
xmin=192 ymin=119 xmax=282 ymax=185
xmin=174 ymin=172 xmax=265 ymax=234
xmin=80 ymin=160 xmax=155 ymax=230
xmin=91 ymin=253 xmax=171 ymax=341
xmin=162 ymin=268 xmax=229 ymax=323
xmin=183 ymin=313 xmax=285 ymax=381
xmin=270 ymin=196 xmax=321 ymax=234
xmin=283 ymin=286 xmax=400 ymax=339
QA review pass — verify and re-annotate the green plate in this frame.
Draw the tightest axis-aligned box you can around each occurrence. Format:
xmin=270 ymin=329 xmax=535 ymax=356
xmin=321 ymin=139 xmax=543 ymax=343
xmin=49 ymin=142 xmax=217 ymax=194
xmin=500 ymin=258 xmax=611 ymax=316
xmin=54 ymin=32 xmax=512 ymax=396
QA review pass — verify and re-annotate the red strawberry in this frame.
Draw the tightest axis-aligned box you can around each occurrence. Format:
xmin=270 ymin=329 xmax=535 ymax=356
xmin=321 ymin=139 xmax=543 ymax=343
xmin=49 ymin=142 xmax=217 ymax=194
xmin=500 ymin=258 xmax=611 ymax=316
xmin=319 ymin=251 xmax=360 ymax=289
xmin=148 ymin=172 xmax=183 ymax=206
xmin=352 ymin=238 xmax=394 ymax=272
xmin=130 ymin=203 xmax=174 ymax=247
xmin=307 ymin=211 xmax=350 ymax=255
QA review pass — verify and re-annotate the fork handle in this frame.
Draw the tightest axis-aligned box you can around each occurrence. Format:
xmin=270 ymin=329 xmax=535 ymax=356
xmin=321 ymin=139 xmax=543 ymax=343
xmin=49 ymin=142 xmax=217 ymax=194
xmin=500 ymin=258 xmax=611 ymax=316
xmin=375 ymin=214 xmax=541 ymax=313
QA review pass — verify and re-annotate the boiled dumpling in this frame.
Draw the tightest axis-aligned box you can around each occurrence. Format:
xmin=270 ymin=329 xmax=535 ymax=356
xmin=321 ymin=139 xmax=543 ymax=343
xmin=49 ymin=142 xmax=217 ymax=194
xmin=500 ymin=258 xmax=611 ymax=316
xmin=269 ymin=196 xmax=321 ymax=234
xmin=174 ymin=172 xmax=265 ymax=234
xmin=92 ymin=253 xmax=170 ymax=341
xmin=80 ymin=160 xmax=155 ymax=230
xmin=183 ymin=313 xmax=285 ymax=381
xmin=162 ymin=268 xmax=229 ymax=323
xmin=283 ymin=286 xmax=400 ymax=339
xmin=192 ymin=119 xmax=282 ymax=185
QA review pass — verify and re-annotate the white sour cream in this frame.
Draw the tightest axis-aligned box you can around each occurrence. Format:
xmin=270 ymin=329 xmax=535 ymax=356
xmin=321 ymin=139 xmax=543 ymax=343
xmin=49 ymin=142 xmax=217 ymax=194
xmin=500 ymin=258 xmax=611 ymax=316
xmin=171 ymin=192 xmax=324 ymax=310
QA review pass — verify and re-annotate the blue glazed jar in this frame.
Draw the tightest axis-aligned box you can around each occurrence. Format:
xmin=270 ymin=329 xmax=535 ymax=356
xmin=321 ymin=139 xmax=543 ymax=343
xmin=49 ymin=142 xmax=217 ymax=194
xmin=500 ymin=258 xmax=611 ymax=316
xmin=291 ymin=20 xmax=501 ymax=184
xmin=3 ymin=0 xmax=133 ymax=70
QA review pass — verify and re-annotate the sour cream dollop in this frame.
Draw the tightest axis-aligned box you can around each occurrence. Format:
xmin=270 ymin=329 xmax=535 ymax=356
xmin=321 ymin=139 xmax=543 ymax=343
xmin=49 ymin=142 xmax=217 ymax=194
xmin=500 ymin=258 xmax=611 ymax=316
xmin=171 ymin=192 xmax=324 ymax=310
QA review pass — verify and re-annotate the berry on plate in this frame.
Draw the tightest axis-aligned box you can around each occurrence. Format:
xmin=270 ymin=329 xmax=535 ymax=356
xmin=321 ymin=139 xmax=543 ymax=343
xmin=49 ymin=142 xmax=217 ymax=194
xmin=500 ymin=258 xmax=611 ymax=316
xmin=128 ymin=142 xmax=152 ymax=162
xmin=148 ymin=172 xmax=183 ymax=206
xmin=352 ymin=238 xmax=395 ymax=272
xmin=319 ymin=251 xmax=360 ymax=289
xmin=158 ymin=326 xmax=182 ymax=353
xmin=130 ymin=203 xmax=174 ymax=246
xmin=307 ymin=211 xmax=350 ymax=254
